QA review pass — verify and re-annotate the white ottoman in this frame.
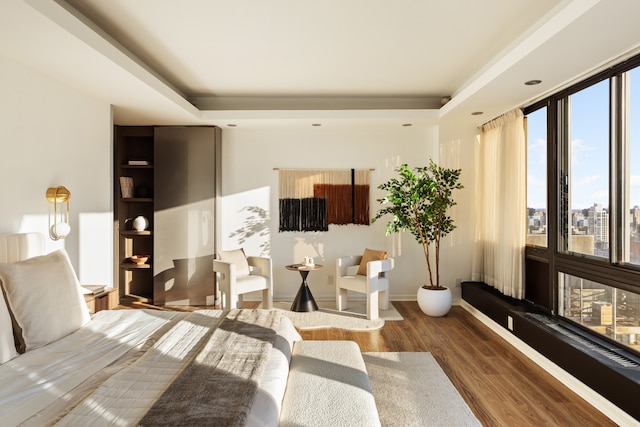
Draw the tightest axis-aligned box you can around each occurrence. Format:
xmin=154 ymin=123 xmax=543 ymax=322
xmin=279 ymin=340 xmax=380 ymax=427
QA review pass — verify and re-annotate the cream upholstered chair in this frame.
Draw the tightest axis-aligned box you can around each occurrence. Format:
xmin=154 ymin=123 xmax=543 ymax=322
xmin=213 ymin=249 xmax=273 ymax=310
xmin=336 ymin=250 xmax=394 ymax=320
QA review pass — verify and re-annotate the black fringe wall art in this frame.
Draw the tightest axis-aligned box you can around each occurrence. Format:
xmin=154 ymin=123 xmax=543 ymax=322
xmin=278 ymin=168 xmax=370 ymax=232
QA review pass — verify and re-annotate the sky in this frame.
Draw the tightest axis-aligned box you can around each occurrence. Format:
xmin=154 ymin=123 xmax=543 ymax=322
xmin=527 ymin=67 xmax=640 ymax=212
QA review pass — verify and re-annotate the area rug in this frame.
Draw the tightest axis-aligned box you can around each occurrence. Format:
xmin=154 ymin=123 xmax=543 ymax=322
xmin=258 ymin=301 xmax=403 ymax=330
xmin=363 ymin=352 xmax=481 ymax=427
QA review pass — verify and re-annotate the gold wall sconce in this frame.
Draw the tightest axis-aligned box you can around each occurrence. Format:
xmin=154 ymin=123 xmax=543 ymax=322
xmin=46 ymin=186 xmax=71 ymax=240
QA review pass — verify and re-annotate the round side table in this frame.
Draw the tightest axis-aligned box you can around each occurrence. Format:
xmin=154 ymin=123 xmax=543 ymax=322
xmin=286 ymin=264 xmax=323 ymax=312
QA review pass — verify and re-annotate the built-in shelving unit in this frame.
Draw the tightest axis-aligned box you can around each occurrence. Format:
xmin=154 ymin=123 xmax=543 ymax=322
xmin=114 ymin=126 xmax=155 ymax=303
xmin=114 ymin=125 xmax=221 ymax=306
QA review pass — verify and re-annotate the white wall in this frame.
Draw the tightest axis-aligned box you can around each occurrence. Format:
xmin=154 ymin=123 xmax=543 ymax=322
xmin=0 ymin=51 xmax=478 ymax=299
xmin=0 ymin=55 xmax=113 ymax=285
xmin=220 ymin=124 xmax=443 ymax=302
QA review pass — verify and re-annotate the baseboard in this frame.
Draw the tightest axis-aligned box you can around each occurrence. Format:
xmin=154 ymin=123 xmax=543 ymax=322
xmin=460 ymin=300 xmax=638 ymax=426
xmin=271 ymin=294 xmax=421 ymax=303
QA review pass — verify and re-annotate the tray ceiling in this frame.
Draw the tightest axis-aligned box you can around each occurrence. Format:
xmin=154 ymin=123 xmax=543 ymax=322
xmin=2 ymin=0 xmax=640 ymax=127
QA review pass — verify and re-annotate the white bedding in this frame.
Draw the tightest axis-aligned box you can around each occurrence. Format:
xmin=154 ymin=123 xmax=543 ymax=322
xmin=0 ymin=309 xmax=300 ymax=426
xmin=0 ymin=309 xmax=182 ymax=425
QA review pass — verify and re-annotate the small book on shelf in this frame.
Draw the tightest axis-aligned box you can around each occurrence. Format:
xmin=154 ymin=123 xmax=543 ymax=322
xmin=120 ymin=176 xmax=134 ymax=198
xmin=81 ymin=284 xmax=106 ymax=295
xmin=128 ymin=160 xmax=150 ymax=166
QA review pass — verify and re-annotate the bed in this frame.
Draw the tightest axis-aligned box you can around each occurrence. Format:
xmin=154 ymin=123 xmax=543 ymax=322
xmin=0 ymin=233 xmax=380 ymax=426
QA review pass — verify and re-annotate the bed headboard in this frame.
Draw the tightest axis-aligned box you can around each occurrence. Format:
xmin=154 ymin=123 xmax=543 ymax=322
xmin=0 ymin=233 xmax=45 ymax=263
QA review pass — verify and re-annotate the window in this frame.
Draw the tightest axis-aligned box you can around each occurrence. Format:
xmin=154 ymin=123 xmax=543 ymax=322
xmin=562 ymin=79 xmax=610 ymax=258
xmin=524 ymin=53 xmax=640 ymax=353
xmin=559 ymin=273 xmax=640 ymax=353
xmin=526 ymin=107 xmax=547 ymax=247
xmin=625 ymin=67 xmax=640 ymax=265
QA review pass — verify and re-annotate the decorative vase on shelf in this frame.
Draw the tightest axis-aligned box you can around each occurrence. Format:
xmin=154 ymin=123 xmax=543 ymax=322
xmin=132 ymin=215 xmax=149 ymax=231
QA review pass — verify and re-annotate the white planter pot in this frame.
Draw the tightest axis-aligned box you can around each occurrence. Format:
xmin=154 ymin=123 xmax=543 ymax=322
xmin=417 ymin=286 xmax=452 ymax=317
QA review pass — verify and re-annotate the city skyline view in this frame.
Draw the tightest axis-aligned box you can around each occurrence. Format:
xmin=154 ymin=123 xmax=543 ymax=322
xmin=527 ymin=68 xmax=640 ymax=212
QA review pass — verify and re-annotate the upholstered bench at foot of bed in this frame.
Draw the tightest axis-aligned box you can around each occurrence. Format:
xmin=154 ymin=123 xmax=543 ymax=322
xmin=279 ymin=340 xmax=381 ymax=427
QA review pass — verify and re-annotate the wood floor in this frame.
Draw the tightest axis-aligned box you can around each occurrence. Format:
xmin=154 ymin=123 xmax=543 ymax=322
xmin=119 ymin=300 xmax=618 ymax=426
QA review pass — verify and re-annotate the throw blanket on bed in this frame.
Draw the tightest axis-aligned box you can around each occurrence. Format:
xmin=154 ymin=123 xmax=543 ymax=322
xmin=21 ymin=309 xmax=284 ymax=426
xmin=139 ymin=309 xmax=281 ymax=426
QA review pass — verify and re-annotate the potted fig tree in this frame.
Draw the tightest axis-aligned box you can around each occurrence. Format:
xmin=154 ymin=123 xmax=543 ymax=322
xmin=373 ymin=160 xmax=463 ymax=316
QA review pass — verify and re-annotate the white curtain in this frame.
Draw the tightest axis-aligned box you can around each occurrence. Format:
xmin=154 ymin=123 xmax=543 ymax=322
xmin=472 ymin=109 xmax=526 ymax=298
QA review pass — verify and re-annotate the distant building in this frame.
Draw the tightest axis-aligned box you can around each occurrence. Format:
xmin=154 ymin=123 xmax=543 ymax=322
xmin=528 ymin=209 xmax=547 ymax=235
xmin=631 ymin=206 xmax=640 ymax=234
xmin=588 ymin=203 xmax=609 ymax=245
xmin=573 ymin=211 xmax=587 ymax=228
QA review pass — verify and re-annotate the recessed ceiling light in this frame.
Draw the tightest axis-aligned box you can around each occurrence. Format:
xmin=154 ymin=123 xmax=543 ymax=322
xmin=525 ymin=79 xmax=542 ymax=86
xmin=471 ymin=111 xmax=483 ymax=116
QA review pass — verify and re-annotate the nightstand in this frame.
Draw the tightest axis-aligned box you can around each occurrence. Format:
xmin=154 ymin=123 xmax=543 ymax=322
xmin=84 ymin=288 xmax=118 ymax=314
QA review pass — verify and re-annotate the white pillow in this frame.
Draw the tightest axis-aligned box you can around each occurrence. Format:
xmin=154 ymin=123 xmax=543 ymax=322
xmin=0 ymin=249 xmax=90 ymax=352
xmin=218 ymin=248 xmax=250 ymax=277
xmin=0 ymin=290 xmax=18 ymax=363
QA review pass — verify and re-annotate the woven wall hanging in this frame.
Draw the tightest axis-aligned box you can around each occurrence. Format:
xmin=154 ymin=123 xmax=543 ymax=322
xmin=277 ymin=168 xmax=371 ymax=232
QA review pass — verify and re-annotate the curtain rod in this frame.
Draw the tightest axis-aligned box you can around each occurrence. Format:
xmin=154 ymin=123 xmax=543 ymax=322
xmin=478 ymin=108 xmax=524 ymax=130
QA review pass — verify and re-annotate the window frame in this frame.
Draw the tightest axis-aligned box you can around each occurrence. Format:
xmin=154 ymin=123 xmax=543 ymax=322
xmin=524 ymin=53 xmax=640 ymax=321
xmin=525 ymin=103 xmax=549 ymax=248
